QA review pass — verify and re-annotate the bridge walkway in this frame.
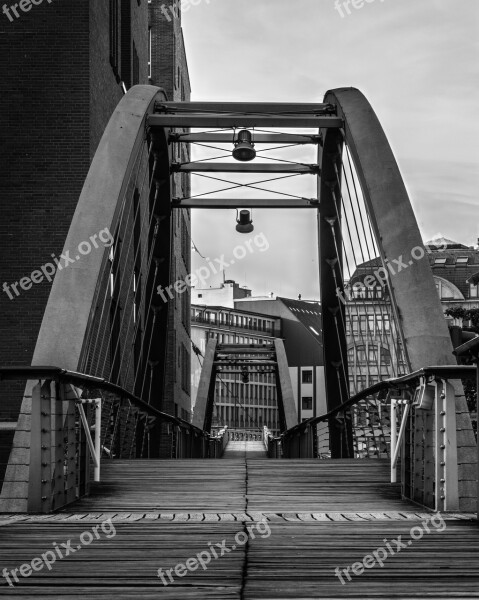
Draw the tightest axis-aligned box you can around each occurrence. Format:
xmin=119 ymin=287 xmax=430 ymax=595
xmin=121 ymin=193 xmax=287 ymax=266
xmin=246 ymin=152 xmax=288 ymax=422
xmin=0 ymin=459 xmax=478 ymax=598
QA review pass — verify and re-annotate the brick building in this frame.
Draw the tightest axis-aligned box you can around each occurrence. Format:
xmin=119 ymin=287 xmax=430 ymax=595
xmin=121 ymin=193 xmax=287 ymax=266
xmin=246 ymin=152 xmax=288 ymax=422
xmin=0 ymin=1 xmax=191 ymax=421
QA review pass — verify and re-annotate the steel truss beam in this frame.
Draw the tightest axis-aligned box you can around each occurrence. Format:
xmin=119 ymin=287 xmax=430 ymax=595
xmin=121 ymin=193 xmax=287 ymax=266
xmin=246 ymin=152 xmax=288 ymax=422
xmin=172 ymin=198 xmax=319 ymax=209
xmin=172 ymin=162 xmax=319 ymax=174
xmin=148 ymin=114 xmax=343 ymax=129
xmin=169 ymin=133 xmax=322 ymax=145
xmin=156 ymin=101 xmax=336 ymax=113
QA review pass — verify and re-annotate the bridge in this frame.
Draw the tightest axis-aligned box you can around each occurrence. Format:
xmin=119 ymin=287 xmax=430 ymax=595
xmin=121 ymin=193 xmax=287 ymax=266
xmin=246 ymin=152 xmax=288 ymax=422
xmin=0 ymin=86 xmax=478 ymax=598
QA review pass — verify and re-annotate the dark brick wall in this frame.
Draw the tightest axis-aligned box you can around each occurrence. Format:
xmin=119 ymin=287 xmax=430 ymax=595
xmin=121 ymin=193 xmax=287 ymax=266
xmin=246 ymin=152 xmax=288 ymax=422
xmin=0 ymin=0 xmax=148 ymax=419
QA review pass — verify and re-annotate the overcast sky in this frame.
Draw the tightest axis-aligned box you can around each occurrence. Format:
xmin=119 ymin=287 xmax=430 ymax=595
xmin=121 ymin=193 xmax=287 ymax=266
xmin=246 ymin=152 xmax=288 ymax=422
xmin=182 ymin=0 xmax=479 ymax=300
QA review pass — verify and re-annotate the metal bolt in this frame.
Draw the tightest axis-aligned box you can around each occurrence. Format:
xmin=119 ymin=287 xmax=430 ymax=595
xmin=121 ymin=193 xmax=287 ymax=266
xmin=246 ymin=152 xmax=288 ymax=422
xmin=440 ymin=428 xmax=445 ymax=432
xmin=440 ymin=411 xmax=446 ymax=416
xmin=440 ymin=461 xmax=445 ymax=466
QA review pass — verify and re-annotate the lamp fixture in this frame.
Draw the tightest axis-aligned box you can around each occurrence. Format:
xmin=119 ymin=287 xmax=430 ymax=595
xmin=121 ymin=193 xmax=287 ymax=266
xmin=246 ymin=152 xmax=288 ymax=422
xmin=232 ymin=129 xmax=256 ymax=162
xmin=235 ymin=209 xmax=254 ymax=234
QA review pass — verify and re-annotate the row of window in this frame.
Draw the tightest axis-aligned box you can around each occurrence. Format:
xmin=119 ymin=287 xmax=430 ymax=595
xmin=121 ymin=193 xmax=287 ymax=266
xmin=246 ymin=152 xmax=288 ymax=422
xmin=206 ymin=331 xmax=271 ymax=345
xmin=109 ymin=0 xmax=140 ymax=88
xmin=215 ymin=383 xmax=276 ymax=402
xmin=193 ymin=310 xmax=275 ymax=333
xmin=347 ymin=345 xmax=392 ymax=366
xmin=215 ymin=405 xmax=279 ymax=431
xmin=346 ymin=313 xmax=391 ymax=336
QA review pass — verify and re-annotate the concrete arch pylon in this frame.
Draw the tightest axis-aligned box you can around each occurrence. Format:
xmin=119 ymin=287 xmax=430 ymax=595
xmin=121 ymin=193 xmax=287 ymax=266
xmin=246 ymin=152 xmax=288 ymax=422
xmin=319 ymin=87 xmax=454 ymax=389
xmin=33 ymin=85 xmax=166 ymax=370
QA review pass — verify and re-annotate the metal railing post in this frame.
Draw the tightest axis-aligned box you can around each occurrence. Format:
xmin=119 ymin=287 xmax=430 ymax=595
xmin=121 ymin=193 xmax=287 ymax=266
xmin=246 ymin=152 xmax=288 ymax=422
xmin=435 ymin=379 xmax=459 ymax=512
xmin=94 ymin=399 xmax=101 ymax=482
xmin=390 ymin=400 xmax=397 ymax=483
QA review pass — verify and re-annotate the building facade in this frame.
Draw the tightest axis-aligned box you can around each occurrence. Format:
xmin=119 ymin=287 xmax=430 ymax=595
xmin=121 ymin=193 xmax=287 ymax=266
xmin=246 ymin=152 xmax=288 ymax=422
xmin=192 ymin=280 xmax=252 ymax=309
xmin=236 ymin=298 xmax=327 ymax=422
xmin=191 ymin=304 xmax=282 ymax=434
xmin=345 ymin=238 xmax=479 ymax=392
xmin=0 ymin=0 xmax=190 ymax=421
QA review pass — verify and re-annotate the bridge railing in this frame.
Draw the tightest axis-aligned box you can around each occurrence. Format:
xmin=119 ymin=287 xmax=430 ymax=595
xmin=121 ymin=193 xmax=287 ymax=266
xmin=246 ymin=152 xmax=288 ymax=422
xmin=263 ymin=426 xmax=281 ymax=457
xmin=280 ymin=365 xmax=477 ymax=513
xmin=0 ymin=367 xmax=221 ymax=513
xmin=209 ymin=426 xmax=229 ymax=458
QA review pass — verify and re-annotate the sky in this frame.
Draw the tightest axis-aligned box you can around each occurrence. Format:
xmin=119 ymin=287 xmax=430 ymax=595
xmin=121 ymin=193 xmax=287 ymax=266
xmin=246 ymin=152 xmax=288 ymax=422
xmin=182 ymin=0 xmax=479 ymax=300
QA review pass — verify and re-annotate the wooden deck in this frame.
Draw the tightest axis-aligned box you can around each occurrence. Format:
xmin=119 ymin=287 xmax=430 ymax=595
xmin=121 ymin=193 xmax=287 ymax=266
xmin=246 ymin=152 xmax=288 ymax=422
xmin=0 ymin=457 xmax=478 ymax=598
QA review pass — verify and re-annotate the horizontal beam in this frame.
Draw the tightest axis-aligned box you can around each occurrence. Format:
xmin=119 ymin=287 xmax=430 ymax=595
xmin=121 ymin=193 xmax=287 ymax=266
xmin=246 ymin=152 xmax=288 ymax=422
xmin=217 ymin=348 xmax=275 ymax=354
xmin=170 ymin=133 xmax=322 ymax=145
xmin=172 ymin=198 xmax=319 ymax=209
xmin=215 ymin=361 xmax=277 ymax=367
xmin=148 ymin=114 xmax=343 ymax=129
xmin=156 ymin=101 xmax=335 ymax=113
xmin=172 ymin=162 xmax=319 ymax=174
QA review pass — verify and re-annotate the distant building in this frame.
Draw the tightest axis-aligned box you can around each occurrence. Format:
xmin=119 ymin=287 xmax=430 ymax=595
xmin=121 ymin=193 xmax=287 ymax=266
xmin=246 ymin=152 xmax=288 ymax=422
xmin=192 ymin=280 xmax=252 ymax=309
xmin=345 ymin=238 xmax=479 ymax=392
xmin=235 ymin=297 xmax=327 ymax=421
xmin=191 ymin=304 xmax=282 ymax=434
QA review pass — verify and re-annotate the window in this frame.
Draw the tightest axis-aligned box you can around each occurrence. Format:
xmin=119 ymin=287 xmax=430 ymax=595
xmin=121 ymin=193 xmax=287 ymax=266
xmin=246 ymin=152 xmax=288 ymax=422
xmin=357 ymin=376 xmax=367 ymax=391
xmin=434 ymin=257 xmax=447 ymax=265
xmin=351 ymin=315 xmax=359 ymax=334
xmin=359 ymin=315 xmax=368 ymax=333
xmin=356 ymin=345 xmax=367 ymax=363
xmin=109 ymin=0 xmax=120 ymax=79
xmin=132 ymin=42 xmax=139 ymax=86
xmin=302 ymin=370 xmax=313 ymax=384
xmin=470 ymin=283 xmax=478 ymax=298
xmin=380 ymin=347 xmax=391 ymax=366
xmin=120 ymin=0 xmax=132 ymax=88
xmin=181 ymin=344 xmax=190 ymax=394
xmin=181 ymin=215 xmax=189 ymax=267
xmin=347 ymin=347 xmax=355 ymax=363
xmin=368 ymin=345 xmax=378 ymax=362
xmin=383 ymin=314 xmax=390 ymax=332
xmin=456 ymin=257 xmax=469 ymax=264
xmin=148 ymin=27 xmax=152 ymax=79
xmin=367 ymin=315 xmax=375 ymax=334
xmin=301 ymin=397 xmax=313 ymax=410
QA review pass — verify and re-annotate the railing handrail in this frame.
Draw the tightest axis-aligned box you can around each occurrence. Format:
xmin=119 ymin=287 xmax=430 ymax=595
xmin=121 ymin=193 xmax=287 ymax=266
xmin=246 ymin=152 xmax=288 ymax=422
xmin=282 ymin=365 xmax=477 ymax=437
xmin=0 ymin=365 xmax=209 ymax=438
